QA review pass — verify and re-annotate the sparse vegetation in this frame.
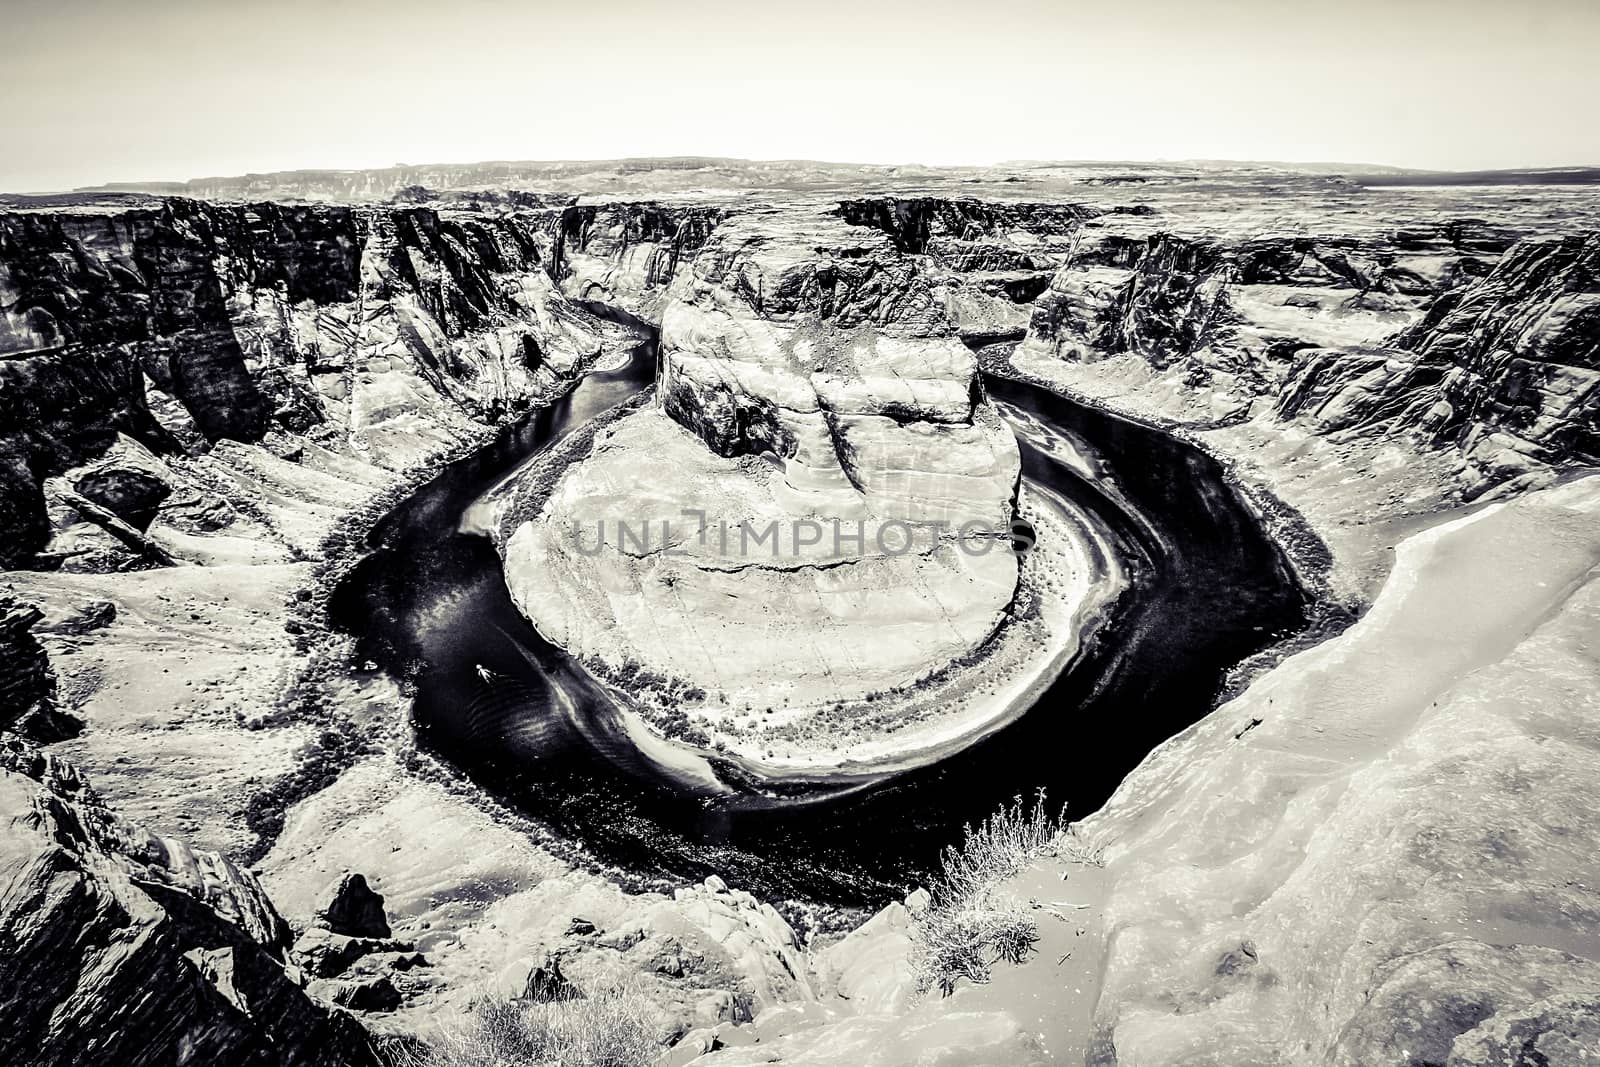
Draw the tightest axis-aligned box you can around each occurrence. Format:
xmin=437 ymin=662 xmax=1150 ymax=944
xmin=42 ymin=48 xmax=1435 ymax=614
xmin=388 ymin=988 xmax=659 ymax=1067
xmin=913 ymin=790 xmax=1087 ymax=996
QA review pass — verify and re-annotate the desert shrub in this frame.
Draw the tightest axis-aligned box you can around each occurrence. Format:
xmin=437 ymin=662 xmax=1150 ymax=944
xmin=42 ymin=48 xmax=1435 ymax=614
xmin=390 ymin=987 xmax=659 ymax=1067
xmin=912 ymin=790 xmax=1076 ymax=997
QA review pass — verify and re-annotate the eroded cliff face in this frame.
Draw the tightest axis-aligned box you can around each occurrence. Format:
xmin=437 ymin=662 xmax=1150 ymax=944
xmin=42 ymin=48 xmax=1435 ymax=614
xmin=0 ymin=199 xmax=637 ymax=568
xmin=837 ymin=195 xmax=1128 ymax=344
xmin=7 ymin=182 xmax=1596 ymax=1065
xmin=501 ymin=207 xmax=1023 ymax=728
xmin=546 ymin=200 xmax=730 ymax=320
xmin=682 ymin=474 xmax=1600 ymax=1067
xmin=1015 ymin=219 xmax=1597 ymax=494
xmin=1067 ymin=473 xmax=1600 ymax=1066
xmin=1019 ymin=223 xmax=1501 ymax=384
xmin=1278 ymin=231 xmax=1600 ymax=494
xmin=0 ymin=743 xmax=378 ymax=1066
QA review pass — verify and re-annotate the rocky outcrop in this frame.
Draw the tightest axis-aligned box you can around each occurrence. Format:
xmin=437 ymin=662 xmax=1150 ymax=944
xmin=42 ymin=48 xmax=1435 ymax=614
xmin=501 ymin=208 xmax=1022 ymax=724
xmin=259 ymin=756 xmax=818 ymax=1041
xmin=0 ymin=744 xmax=378 ymax=1065
xmin=312 ymin=871 xmax=391 ymax=939
xmin=664 ymin=887 xmax=1047 ymax=1067
xmin=1277 ymin=231 xmax=1600 ymax=493
xmin=1016 ymin=220 xmax=1598 ymax=493
xmin=291 ymin=872 xmax=424 ymax=1014
xmin=1064 ymin=473 xmax=1600 ymax=1065
xmin=0 ymin=199 xmax=638 ymax=567
xmin=548 ymin=201 xmax=730 ymax=319
xmin=0 ymin=595 xmax=71 ymax=739
xmin=668 ymin=473 xmax=1600 ymax=1067
xmin=1019 ymin=228 xmax=1448 ymax=385
xmin=835 ymin=196 xmax=1094 ymax=259
xmin=837 ymin=196 xmax=1119 ymax=345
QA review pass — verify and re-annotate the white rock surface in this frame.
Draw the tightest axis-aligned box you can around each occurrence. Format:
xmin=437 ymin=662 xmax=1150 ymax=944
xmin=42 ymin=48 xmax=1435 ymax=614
xmin=503 ymin=208 xmax=1023 ymax=723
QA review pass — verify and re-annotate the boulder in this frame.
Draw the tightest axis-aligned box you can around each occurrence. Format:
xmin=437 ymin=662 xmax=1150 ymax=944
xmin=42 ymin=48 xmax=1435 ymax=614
xmin=1447 ymin=992 xmax=1600 ymax=1067
xmin=313 ymin=975 xmax=403 ymax=1014
xmin=293 ymin=925 xmax=415 ymax=979
xmin=70 ymin=441 xmax=174 ymax=532
xmin=521 ymin=951 xmax=584 ymax=1003
xmin=312 ymin=871 xmax=391 ymax=938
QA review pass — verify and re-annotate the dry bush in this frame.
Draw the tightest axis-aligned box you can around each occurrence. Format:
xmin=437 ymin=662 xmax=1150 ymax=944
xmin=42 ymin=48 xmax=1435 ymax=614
xmin=390 ymin=987 xmax=659 ymax=1067
xmin=913 ymin=790 xmax=1087 ymax=996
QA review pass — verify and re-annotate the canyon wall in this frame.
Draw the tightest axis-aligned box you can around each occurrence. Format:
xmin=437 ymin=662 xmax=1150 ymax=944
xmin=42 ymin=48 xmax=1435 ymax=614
xmin=836 ymin=195 xmax=1137 ymax=344
xmin=4 ymin=187 xmax=1597 ymax=1065
xmin=1277 ymin=231 xmax=1600 ymax=493
xmin=547 ymin=200 xmax=730 ymax=319
xmin=1068 ymin=471 xmax=1600 ymax=1066
xmin=1015 ymin=219 xmax=1597 ymax=494
xmin=0 ymin=199 xmax=637 ymax=569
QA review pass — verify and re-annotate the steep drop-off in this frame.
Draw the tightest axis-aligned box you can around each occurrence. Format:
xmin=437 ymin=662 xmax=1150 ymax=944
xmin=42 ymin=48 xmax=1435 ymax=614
xmin=1014 ymin=219 xmax=1598 ymax=494
xmin=0 ymin=199 xmax=639 ymax=569
xmin=1278 ymin=231 xmax=1600 ymax=493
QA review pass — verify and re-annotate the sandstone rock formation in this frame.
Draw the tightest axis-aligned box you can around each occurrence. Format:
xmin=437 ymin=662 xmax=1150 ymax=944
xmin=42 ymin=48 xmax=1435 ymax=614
xmin=1016 ymin=223 xmax=1502 ymax=392
xmin=259 ymin=755 xmax=817 ymax=1042
xmin=0 ymin=594 xmax=71 ymax=739
xmin=0 ymin=743 xmax=378 ymax=1065
xmin=665 ymin=472 xmax=1600 ymax=1067
xmin=1015 ymin=217 xmax=1597 ymax=494
xmin=662 ymin=887 xmax=1048 ymax=1067
xmin=1064 ymin=473 xmax=1600 ymax=1065
xmin=501 ymin=207 xmax=1023 ymax=725
xmin=313 ymin=871 xmax=391 ymax=939
xmin=7 ymin=169 xmax=1600 ymax=1066
xmin=1278 ymin=231 xmax=1600 ymax=494
xmin=548 ymin=200 xmax=729 ymax=319
xmin=0 ymin=199 xmax=638 ymax=568
xmin=837 ymin=196 xmax=1126 ymax=345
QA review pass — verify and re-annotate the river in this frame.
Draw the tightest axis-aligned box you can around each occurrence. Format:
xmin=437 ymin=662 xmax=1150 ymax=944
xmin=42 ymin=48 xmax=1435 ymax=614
xmin=330 ymin=331 xmax=1309 ymax=908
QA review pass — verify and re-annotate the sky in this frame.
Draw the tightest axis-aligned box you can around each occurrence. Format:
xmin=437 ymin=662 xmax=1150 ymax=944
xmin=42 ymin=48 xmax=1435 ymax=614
xmin=3 ymin=0 xmax=1598 ymax=192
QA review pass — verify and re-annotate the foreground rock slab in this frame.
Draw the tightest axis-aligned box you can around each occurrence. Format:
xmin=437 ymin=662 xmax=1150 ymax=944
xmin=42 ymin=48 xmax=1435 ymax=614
xmin=1070 ymin=473 xmax=1600 ymax=1064
xmin=0 ymin=745 xmax=378 ymax=1066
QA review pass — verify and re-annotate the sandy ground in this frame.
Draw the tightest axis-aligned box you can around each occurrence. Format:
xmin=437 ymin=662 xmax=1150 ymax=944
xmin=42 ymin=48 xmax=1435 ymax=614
xmin=4 ymin=562 xmax=315 ymax=858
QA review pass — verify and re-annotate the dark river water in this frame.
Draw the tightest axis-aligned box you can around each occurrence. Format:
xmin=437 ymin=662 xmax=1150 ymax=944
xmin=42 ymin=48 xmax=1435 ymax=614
xmin=330 ymin=334 xmax=1310 ymax=908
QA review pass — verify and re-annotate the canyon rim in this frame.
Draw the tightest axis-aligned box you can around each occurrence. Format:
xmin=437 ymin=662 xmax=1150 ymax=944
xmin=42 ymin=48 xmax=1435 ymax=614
xmin=3 ymin=2 xmax=1600 ymax=1066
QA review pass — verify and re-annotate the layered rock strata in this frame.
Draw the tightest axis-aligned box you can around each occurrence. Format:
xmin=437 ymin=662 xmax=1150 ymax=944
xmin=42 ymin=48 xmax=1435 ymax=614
xmin=836 ymin=195 xmax=1128 ymax=345
xmin=1015 ymin=219 xmax=1598 ymax=493
xmin=0 ymin=200 xmax=637 ymax=568
xmin=0 ymin=744 xmax=378 ymax=1066
xmin=547 ymin=200 xmax=730 ymax=319
xmin=1065 ymin=472 xmax=1600 ymax=1065
xmin=1277 ymin=231 xmax=1600 ymax=493
xmin=501 ymin=208 xmax=1023 ymax=722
